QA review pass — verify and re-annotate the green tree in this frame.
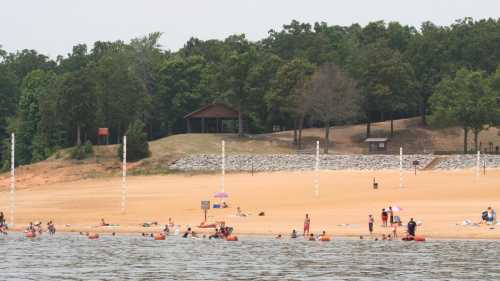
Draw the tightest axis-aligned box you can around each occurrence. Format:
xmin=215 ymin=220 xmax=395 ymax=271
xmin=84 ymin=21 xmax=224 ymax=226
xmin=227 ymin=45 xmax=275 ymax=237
xmin=0 ymin=63 xmax=18 ymax=162
xmin=266 ymin=57 xmax=314 ymax=146
xmin=429 ymin=68 xmax=498 ymax=153
xmin=14 ymin=70 xmax=57 ymax=164
xmin=118 ymin=120 xmax=150 ymax=162
xmin=155 ymin=55 xmax=213 ymax=135
xmin=93 ymin=49 xmax=147 ymax=143
xmin=220 ymin=35 xmax=258 ymax=136
xmin=405 ymin=22 xmax=451 ymax=126
xmin=57 ymin=68 xmax=97 ymax=146
xmin=353 ymin=43 xmax=416 ymax=137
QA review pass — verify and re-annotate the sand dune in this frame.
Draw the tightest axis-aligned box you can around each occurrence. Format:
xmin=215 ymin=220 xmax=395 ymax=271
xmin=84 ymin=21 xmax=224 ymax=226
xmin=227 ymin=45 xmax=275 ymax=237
xmin=1 ymin=169 xmax=499 ymax=239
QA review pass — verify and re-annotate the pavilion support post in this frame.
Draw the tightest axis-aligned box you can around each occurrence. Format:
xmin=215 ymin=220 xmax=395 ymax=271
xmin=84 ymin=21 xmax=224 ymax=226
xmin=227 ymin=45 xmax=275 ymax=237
xmin=221 ymin=119 xmax=224 ymax=133
xmin=216 ymin=118 xmax=220 ymax=133
xmin=187 ymin=119 xmax=191 ymax=133
xmin=201 ymin=118 xmax=206 ymax=133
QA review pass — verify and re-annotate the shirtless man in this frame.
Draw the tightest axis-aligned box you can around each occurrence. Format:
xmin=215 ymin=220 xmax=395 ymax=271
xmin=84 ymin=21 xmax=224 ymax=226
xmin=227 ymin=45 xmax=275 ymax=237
xmin=303 ymin=214 xmax=311 ymax=237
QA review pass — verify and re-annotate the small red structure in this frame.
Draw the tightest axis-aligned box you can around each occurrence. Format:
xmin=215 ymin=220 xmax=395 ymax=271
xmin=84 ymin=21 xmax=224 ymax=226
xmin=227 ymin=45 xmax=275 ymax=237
xmin=184 ymin=103 xmax=240 ymax=133
xmin=98 ymin=128 xmax=110 ymax=145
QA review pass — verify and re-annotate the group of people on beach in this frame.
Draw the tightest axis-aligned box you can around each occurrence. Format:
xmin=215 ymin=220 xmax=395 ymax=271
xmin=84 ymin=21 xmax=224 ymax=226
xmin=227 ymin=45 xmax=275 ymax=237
xmin=276 ymin=210 xmax=419 ymax=241
xmin=373 ymin=206 xmax=417 ymax=240
xmin=138 ymin=217 xmax=236 ymax=240
xmin=4 ymin=204 xmax=496 ymax=240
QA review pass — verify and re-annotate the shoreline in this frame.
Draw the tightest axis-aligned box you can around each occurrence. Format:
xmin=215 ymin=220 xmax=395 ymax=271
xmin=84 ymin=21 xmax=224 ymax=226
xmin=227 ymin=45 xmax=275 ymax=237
xmin=1 ymin=170 xmax=499 ymax=241
xmin=5 ymin=223 xmax=499 ymax=241
xmin=4 ymin=228 xmax=500 ymax=241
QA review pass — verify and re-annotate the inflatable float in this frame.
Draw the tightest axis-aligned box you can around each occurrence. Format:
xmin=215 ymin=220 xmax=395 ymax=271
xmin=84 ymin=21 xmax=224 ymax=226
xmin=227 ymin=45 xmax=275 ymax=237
xmin=25 ymin=232 xmax=36 ymax=238
xmin=402 ymin=236 xmax=426 ymax=242
xmin=226 ymin=235 xmax=238 ymax=241
xmin=319 ymin=236 xmax=331 ymax=242
xmin=154 ymin=233 xmax=166 ymax=240
xmin=414 ymin=236 xmax=426 ymax=242
xmin=88 ymin=233 xmax=99 ymax=240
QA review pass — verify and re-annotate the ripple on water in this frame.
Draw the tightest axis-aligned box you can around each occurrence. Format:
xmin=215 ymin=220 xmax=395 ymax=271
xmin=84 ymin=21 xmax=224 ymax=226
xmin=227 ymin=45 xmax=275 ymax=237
xmin=0 ymin=235 xmax=499 ymax=281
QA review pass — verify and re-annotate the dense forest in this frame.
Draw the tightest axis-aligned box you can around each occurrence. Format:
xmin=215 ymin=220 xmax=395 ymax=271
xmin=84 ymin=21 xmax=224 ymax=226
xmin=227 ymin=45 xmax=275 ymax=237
xmin=1 ymin=18 xmax=500 ymax=167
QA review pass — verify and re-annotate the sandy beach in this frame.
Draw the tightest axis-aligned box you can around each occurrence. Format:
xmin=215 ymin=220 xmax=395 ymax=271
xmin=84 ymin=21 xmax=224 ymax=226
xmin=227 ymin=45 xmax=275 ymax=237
xmin=1 ymin=169 xmax=499 ymax=239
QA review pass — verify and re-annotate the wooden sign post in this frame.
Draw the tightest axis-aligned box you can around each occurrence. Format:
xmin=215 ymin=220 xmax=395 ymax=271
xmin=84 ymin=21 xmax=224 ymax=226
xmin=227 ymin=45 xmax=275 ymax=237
xmin=201 ymin=200 xmax=210 ymax=222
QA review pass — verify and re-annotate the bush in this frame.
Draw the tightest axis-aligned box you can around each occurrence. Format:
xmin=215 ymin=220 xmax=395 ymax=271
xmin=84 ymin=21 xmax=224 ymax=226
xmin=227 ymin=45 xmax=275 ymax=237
xmin=70 ymin=140 xmax=93 ymax=160
xmin=118 ymin=120 xmax=150 ymax=162
xmin=70 ymin=145 xmax=85 ymax=160
xmin=83 ymin=140 xmax=93 ymax=154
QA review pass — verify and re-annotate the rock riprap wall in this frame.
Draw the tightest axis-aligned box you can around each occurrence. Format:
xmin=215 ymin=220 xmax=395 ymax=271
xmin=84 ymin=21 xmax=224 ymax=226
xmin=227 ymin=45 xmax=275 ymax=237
xmin=170 ymin=154 xmax=436 ymax=171
xmin=434 ymin=154 xmax=500 ymax=170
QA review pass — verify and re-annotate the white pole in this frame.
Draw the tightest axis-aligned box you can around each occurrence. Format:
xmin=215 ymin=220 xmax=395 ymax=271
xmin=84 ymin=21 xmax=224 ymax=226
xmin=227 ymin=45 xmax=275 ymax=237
xmin=399 ymin=146 xmax=403 ymax=189
xmin=10 ymin=133 xmax=15 ymax=227
xmin=314 ymin=140 xmax=320 ymax=197
xmin=476 ymin=150 xmax=480 ymax=179
xmin=121 ymin=136 xmax=127 ymax=214
xmin=221 ymin=140 xmax=225 ymax=193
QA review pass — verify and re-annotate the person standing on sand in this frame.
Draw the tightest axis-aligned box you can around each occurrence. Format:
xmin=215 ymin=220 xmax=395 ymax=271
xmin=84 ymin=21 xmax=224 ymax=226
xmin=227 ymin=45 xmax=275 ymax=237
xmin=388 ymin=206 xmax=394 ymax=225
xmin=381 ymin=209 xmax=388 ymax=227
xmin=391 ymin=224 xmax=397 ymax=238
xmin=303 ymin=214 xmax=311 ymax=237
xmin=368 ymin=214 xmax=374 ymax=235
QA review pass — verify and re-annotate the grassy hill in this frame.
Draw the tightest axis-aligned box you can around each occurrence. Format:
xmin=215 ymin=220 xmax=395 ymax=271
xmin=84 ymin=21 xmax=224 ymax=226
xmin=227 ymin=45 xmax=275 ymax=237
xmin=1 ymin=117 xmax=499 ymax=187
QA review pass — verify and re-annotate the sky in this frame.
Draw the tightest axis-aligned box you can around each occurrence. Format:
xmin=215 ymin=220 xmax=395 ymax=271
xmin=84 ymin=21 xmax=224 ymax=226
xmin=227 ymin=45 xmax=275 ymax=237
xmin=1 ymin=0 xmax=500 ymax=58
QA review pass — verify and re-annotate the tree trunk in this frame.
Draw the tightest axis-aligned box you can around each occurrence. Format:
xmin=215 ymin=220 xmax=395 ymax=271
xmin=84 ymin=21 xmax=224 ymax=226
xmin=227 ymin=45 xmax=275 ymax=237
xmin=238 ymin=102 xmax=243 ymax=137
xmin=366 ymin=122 xmax=371 ymax=138
xmin=293 ymin=118 xmax=298 ymax=146
xmin=76 ymin=124 xmax=81 ymax=146
xmin=324 ymin=123 xmax=330 ymax=154
xmin=474 ymin=129 xmax=479 ymax=152
xmin=463 ymin=127 xmax=468 ymax=154
xmin=419 ymin=97 xmax=427 ymax=126
xmin=298 ymin=115 xmax=304 ymax=150
xmin=390 ymin=115 xmax=394 ymax=137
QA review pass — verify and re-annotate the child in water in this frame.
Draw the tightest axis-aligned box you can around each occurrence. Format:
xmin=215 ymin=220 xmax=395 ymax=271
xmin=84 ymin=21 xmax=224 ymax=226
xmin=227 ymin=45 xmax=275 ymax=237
xmin=308 ymin=233 xmax=316 ymax=241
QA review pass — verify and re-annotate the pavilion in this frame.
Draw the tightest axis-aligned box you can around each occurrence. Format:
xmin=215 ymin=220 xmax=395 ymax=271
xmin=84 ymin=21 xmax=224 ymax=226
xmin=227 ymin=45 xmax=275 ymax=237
xmin=184 ymin=103 xmax=240 ymax=133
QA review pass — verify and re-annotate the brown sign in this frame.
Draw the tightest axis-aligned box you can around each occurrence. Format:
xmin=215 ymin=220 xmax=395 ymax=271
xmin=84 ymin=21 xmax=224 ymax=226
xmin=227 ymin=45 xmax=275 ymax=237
xmin=201 ymin=200 xmax=210 ymax=210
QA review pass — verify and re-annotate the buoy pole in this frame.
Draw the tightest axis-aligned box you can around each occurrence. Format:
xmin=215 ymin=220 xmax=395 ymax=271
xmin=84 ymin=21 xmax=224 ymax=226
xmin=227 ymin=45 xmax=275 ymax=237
xmin=10 ymin=133 xmax=15 ymax=227
xmin=221 ymin=140 xmax=225 ymax=193
xmin=314 ymin=140 xmax=320 ymax=197
xmin=121 ymin=136 xmax=127 ymax=214
xmin=476 ymin=150 xmax=480 ymax=180
xmin=399 ymin=146 xmax=403 ymax=189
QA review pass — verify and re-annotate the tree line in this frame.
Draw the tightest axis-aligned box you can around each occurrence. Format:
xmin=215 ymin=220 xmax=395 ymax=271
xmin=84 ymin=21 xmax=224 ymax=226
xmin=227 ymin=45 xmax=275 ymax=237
xmin=1 ymin=18 xmax=500 ymax=167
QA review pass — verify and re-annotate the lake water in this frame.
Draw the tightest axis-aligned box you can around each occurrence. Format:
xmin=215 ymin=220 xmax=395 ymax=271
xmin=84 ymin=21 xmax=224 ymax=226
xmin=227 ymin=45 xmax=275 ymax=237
xmin=0 ymin=234 xmax=499 ymax=280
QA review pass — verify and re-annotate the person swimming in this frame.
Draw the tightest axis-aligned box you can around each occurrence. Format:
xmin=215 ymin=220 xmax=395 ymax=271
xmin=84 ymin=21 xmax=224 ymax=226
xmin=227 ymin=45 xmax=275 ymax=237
xmin=291 ymin=229 xmax=298 ymax=239
xmin=276 ymin=234 xmax=282 ymax=239
xmin=183 ymin=227 xmax=192 ymax=238
xmin=308 ymin=233 xmax=316 ymax=241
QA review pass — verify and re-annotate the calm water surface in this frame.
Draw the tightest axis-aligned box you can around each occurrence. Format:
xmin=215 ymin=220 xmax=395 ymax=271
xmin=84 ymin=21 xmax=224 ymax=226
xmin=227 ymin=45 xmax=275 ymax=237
xmin=0 ymin=234 xmax=499 ymax=280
